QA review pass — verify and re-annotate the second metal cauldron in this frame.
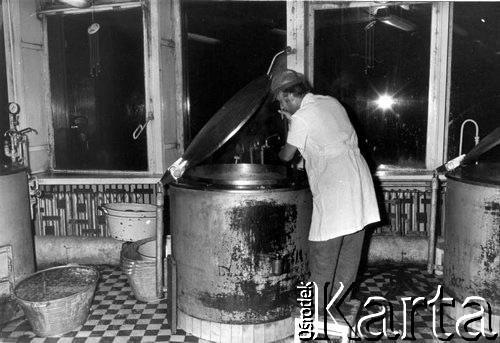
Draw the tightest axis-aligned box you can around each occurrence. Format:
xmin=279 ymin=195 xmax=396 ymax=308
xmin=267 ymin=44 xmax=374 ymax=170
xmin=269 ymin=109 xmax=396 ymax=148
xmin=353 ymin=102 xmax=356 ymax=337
xmin=169 ymin=164 xmax=312 ymax=328
xmin=443 ymin=163 xmax=500 ymax=331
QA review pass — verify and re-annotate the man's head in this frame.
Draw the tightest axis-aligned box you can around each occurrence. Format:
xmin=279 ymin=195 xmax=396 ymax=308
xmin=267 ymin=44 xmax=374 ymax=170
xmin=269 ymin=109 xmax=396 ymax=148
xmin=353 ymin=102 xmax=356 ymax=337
xmin=270 ymin=69 xmax=311 ymax=115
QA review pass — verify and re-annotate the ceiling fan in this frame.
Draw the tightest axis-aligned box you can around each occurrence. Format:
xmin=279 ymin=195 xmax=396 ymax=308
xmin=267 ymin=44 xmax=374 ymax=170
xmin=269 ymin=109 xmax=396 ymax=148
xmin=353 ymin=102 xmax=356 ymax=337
xmin=365 ymin=6 xmax=416 ymax=32
xmin=58 ymin=0 xmax=91 ymax=8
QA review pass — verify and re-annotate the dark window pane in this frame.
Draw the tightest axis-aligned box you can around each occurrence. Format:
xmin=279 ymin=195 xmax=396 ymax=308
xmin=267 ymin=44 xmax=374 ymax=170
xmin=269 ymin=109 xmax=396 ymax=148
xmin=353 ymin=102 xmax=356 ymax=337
xmin=449 ymin=3 xmax=500 ymax=162
xmin=48 ymin=9 xmax=147 ymax=171
xmin=314 ymin=4 xmax=432 ymax=169
xmin=183 ymin=1 xmax=286 ymax=165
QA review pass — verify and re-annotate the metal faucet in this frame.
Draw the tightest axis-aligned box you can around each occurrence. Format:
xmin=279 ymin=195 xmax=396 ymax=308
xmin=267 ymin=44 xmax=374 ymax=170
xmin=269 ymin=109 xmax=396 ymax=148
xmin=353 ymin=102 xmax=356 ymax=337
xmin=234 ymin=143 xmax=245 ymax=164
xmin=4 ymin=127 xmax=38 ymax=168
xmin=249 ymin=140 xmax=260 ymax=164
xmin=260 ymin=134 xmax=280 ymax=165
xmin=19 ymin=127 xmax=38 ymax=136
xmin=459 ymin=119 xmax=479 ymax=155
xmin=264 ymin=133 xmax=280 ymax=147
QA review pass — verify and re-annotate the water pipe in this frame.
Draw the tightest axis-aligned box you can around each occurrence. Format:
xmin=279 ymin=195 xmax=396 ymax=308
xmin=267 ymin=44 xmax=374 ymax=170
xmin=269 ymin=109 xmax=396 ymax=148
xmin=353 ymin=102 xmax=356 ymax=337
xmin=459 ymin=119 xmax=479 ymax=156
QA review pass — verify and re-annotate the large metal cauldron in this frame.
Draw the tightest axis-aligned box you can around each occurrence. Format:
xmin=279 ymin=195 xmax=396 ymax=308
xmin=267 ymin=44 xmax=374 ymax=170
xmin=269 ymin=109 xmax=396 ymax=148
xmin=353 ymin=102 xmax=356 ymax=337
xmin=0 ymin=166 xmax=35 ymax=324
xmin=169 ymin=164 xmax=311 ymax=325
xmin=444 ymin=163 xmax=500 ymax=318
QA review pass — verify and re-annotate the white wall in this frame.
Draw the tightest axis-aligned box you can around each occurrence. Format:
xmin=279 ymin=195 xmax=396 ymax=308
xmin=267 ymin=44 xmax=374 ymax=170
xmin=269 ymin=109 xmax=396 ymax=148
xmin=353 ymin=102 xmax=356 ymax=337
xmin=3 ymin=0 xmax=50 ymax=173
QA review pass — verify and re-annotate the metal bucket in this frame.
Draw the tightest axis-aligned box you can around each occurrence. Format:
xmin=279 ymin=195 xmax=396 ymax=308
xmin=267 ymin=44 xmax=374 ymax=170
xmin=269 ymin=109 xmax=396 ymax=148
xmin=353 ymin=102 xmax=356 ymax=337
xmin=169 ymin=164 xmax=311 ymax=325
xmin=100 ymin=203 xmax=156 ymax=241
xmin=444 ymin=163 xmax=500 ymax=318
xmin=120 ymin=238 xmax=161 ymax=302
xmin=137 ymin=235 xmax=171 ymax=261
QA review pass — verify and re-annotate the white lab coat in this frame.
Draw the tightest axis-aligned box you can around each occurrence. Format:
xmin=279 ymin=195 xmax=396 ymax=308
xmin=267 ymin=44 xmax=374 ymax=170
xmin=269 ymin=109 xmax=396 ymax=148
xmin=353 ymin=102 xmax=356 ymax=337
xmin=287 ymin=93 xmax=380 ymax=241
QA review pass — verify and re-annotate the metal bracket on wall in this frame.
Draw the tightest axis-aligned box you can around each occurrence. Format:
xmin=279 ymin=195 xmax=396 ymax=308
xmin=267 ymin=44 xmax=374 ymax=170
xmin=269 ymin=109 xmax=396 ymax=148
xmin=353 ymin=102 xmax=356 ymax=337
xmin=132 ymin=112 xmax=154 ymax=140
xmin=28 ymin=176 xmax=41 ymax=220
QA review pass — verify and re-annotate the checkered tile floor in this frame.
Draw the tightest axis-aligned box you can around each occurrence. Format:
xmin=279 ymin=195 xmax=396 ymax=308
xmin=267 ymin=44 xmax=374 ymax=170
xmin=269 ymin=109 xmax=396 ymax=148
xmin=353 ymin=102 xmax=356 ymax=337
xmin=0 ymin=266 xmax=198 ymax=343
xmin=0 ymin=264 xmax=492 ymax=342
xmin=356 ymin=265 xmax=445 ymax=342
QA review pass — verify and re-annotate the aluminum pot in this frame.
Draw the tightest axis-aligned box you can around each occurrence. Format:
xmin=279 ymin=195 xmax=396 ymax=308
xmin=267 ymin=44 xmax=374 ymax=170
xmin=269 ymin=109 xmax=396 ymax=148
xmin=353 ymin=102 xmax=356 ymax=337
xmin=99 ymin=203 xmax=156 ymax=241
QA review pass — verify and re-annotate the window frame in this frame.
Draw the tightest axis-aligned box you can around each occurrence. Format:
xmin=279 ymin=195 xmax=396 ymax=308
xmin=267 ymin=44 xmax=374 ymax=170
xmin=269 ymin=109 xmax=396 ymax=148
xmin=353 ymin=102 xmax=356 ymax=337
xmin=40 ymin=1 xmax=164 ymax=175
xmin=301 ymin=1 xmax=451 ymax=174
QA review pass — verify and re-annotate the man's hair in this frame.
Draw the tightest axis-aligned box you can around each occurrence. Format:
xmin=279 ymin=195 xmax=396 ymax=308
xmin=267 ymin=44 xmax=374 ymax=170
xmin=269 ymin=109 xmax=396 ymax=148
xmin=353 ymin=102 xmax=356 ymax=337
xmin=271 ymin=69 xmax=311 ymax=99
xmin=280 ymin=82 xmax=311 ymax=98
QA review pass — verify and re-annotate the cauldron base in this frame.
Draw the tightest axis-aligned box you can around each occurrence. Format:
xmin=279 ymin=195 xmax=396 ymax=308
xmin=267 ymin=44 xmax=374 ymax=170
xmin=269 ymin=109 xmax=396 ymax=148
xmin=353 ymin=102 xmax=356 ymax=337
xmin=442 ymin=294 xmax=500 ymax=335
xmin=178 ymin=310 xmax=294 ymax=342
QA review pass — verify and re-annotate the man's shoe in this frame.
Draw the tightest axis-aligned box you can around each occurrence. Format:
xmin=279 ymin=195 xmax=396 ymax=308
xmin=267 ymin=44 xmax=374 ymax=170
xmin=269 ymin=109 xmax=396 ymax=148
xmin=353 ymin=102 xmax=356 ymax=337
xmin=287 ymin=291 xmax=298 ymax=306
xmin=291 ymin=305 xmax=302 ymax=318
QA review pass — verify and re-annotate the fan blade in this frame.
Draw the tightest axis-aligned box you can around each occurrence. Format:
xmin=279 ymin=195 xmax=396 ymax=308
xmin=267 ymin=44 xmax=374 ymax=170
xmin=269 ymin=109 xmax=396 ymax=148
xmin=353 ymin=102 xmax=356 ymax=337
xmin=59 ymin=0 xmax=91 ymax=8
xmin=187 ymin=33 xmax=221 ymax=45
xmin=379 ymin=15 xmax=416 ymax=32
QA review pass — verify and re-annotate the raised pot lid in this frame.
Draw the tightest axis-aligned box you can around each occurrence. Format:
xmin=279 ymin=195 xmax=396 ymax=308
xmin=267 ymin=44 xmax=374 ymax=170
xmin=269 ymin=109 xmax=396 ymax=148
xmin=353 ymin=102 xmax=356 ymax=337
xmin=163 ymin=75 xmax=270 ymax=183
xmin=162 ymin=47 xmax=294 ymax=185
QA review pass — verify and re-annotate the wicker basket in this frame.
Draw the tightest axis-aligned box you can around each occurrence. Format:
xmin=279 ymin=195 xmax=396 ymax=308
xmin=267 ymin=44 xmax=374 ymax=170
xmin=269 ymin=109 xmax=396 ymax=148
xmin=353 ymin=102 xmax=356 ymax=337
xmin=13 ymin=265 xmax=99 ymax=337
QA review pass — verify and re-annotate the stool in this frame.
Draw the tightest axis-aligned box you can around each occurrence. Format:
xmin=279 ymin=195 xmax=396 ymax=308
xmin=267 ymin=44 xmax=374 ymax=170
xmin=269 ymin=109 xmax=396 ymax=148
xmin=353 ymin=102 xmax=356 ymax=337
xmin=293 ymin=299 xmax=361 ymax=343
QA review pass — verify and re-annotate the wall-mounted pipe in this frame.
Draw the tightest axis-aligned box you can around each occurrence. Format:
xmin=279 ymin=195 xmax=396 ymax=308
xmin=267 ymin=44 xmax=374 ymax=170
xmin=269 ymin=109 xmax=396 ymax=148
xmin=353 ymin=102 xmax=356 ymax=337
xmin=35 ymin=236 xmax=122 ymax=269
xmin=459 ymin=119 xmax=479 ymax=156
xmin=267 ymin=46 xmax=292 ymax=76
xmin=427 ymin=173 xmax=439 ymax=274
xmin=155 ymin=182 xmax=164 ymax=299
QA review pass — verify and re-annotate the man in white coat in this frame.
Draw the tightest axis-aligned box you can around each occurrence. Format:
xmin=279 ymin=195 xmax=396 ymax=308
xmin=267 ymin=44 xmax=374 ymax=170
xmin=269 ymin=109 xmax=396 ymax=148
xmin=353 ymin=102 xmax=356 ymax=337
xmin=272 ymin=69 xmax=380 ymax=311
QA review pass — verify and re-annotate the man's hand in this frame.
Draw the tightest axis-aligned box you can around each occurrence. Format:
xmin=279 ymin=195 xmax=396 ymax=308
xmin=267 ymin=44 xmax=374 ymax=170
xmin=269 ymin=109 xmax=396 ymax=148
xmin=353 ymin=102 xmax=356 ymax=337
xmin=278 ymin=143 xmax=298 ymax=162
xmin=278 ymin=109 xmax=292 ymax=121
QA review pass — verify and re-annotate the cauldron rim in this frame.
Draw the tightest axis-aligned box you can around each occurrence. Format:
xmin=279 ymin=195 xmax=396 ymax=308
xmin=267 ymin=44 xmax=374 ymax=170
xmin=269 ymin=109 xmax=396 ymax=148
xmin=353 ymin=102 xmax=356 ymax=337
xmin=446 ymin=162 xmax=500 ymax=188
xmin=171 ymin=163 xmax=308 ymax=190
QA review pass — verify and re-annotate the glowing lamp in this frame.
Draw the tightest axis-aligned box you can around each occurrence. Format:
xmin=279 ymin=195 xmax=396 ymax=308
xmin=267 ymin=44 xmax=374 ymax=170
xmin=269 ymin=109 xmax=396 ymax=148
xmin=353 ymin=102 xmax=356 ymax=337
xmin=376 ymin=94 xmax=395 ymax=110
